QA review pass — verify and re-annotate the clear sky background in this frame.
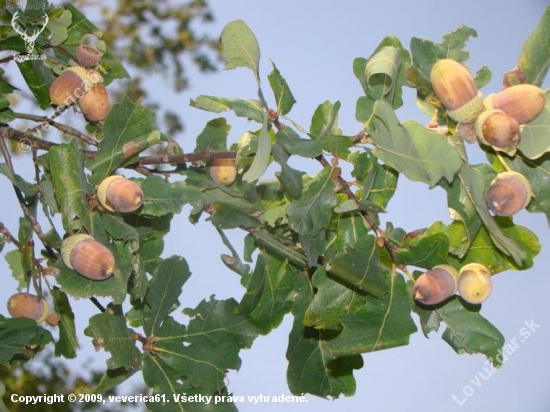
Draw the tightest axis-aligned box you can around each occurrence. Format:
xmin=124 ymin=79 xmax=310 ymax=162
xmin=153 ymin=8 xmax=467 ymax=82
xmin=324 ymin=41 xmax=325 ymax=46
xmin=2 ymin=1 xmax=550 ymax=411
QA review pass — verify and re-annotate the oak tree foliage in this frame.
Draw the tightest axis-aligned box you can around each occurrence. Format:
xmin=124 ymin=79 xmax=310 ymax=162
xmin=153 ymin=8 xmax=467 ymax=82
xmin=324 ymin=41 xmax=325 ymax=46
xmin=0 ymin=1 xmax=550 ymax=410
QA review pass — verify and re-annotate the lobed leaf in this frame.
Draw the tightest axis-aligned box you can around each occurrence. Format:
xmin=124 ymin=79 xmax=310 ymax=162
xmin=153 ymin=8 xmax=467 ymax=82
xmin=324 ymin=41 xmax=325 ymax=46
xmin=413 ymin=296 xmax=505 ymax=366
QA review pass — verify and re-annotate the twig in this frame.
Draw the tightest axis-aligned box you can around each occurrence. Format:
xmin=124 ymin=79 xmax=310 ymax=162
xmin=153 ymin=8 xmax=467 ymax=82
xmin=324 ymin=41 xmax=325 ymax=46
xmin=0 ymin=222 xmax=21 ymax=248
xmin=137 ymin=151 xmax=237 ymax=166
xmin=14 ymin=112 xmax=99 ymax=146
xmin=89 ymin=296 xmax=106 ymax=312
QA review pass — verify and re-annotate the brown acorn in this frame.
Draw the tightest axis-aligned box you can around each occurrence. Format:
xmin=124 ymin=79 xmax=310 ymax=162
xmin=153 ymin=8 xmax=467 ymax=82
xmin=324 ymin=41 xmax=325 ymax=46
xmin=457 ymin=263 xmax=492 ymax=304
xmin=61 ymin=234 xmax=115 ymax=280
xmin=430 ymin=59 xmax=484 ymax=123
xmin=78 ymin=83 xmax=110 ymax=122
xmin=49 ymin=66 xmax=89 ymax=106
xmin=475 ymin=109 xmax=520 ymax=149
xmin=486 ymin=171 xmax=532 ymax=217
xmin=97 ymin=176 xmax=144 ymax=213
xmin=413 ymin=264 xmax=458 ymax=305
xmin=76 ymin=45 xmax=103 ymax=68
xmin=490 ymin=84 xmax=547 ymax=125
xmin=209 ymin=158 xmax=237 ymax=185
xmin=7 ymin=292 xmax=50 ymax=323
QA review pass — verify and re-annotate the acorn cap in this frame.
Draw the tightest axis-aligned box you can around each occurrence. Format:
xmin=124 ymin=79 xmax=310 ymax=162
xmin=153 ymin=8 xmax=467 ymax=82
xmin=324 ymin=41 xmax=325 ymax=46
xmin=486 ymin=171 xmax=533 ymax=217
xmin=492 ymin=84 xmax=547 ymax=125
xmin=7 ymin=292 xmax=50 ymax=323
xmin=97 ymin=175 xmax=144 ymax=213
xmin=76 ymin=45 xmax=103 ymax=68
xmin=430 ymin=59 xmax=484 ymax=123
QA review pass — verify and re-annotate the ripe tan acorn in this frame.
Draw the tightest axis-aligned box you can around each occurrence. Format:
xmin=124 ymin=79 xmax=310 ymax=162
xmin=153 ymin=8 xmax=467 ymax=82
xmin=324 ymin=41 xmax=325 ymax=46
xmin=97 ymin=176 xmax=144 ymax=213
xmin=49 ymin=66 xmax=89 ymax=106
xmin=457 ymin=263 xmax=492 ymax=304
xmin=485 ymin=84 xmax=547 ymax=125
xmin=76 ymin=45 xmax=103 ymax=68
xmin=61 ymin=234 xmax=115 ymax=280
xmin=78 ymin=83 xmax=110 ymax=122
xmin=413 ymin=264 xmax=458 ymax=305
xmin=475 ymin=109 xmax=520 ymax=149
xmin=209 ymin=158 xmax=237 ymax=185
xmin=49 ymin=67 xmax=104 ymax=107
xmin=7 ymin=292 xmax=50 ymax=323
xmin=430 ymin=59 xmax=484 ymax=123
xmin=486 ymin=171 xmax=532 ymax=217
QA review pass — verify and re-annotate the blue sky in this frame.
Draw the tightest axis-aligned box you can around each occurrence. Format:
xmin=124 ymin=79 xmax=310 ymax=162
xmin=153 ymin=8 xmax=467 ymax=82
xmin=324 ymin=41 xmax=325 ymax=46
xmin=1 ymin=1 xmax=550 ymax=411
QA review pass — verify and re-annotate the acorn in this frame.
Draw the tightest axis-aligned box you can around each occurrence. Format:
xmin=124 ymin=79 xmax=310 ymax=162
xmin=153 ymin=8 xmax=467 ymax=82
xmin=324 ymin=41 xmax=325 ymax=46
xmin=475 ymin=109 xmax=520 ymax=149
xmin=49 ymin=66 xmax=89 ymax=106
xmin=485 ymin=171 xmax=532 ymax=217
xmin=76 ymin=45 xmax=103 ymax=68
xmin=7 ymin=292 xmax=50 ymax=323
xmin=209 ymin=158 xmax=237 ymax=185
xmin=413 ymin=264 xmax=458 ymax=305
xmin=485 ymin=84 xmax=547 ymax=125
xmin=430 ymin=59 xmax=484 ymax=123
xmin=78 ymin=83 xmax=110 ymax=122
xmin=457 ymin=263 xmax=492 ymax=304
xmin=61 ymin=234 xmax=115 ymax=280
xmin=97 ymin=175 xmax=144 ymax=213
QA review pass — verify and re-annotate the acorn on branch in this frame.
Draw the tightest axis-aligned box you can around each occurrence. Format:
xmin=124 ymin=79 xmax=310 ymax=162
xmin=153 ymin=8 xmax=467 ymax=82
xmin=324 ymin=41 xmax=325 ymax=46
xmin=413 ymin=264 xmax=458 ymax=305
xmin=97 ymin=175 xmax=144 ymax=213
xmin=49 ymin=67 xmax=103 ymax=107
xmin=430 ymin=59 xmax=484 ymax=123
xmin=485 ymin=84 xmax=547 ymax=125
xmin=209 ymin=158 xmax=237 ymax=185
xmin=61 ymin=234 xmax=115 ymax=280
xmin=475 ymin=109 xmax=521 ymax=149
xmin=78 ymin=83 xmax=110 ymax=122
xmin=457 ymin=263 xmax=493 ymax=304
xmin=7 ymin=292 xmax=50 ymax=323
xmin=485 ymin=171 xmax=532 ymax=217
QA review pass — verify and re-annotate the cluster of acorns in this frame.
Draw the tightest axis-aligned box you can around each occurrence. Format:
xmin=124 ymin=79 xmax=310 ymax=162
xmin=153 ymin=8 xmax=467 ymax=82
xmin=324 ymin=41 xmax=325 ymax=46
xmin=49 ymin=44 xmax=110 ymax=122
xmin=6 ymin=177 xmax=144 ymax=323
xmin=431 ymin=59 xmax=546 ymax=217
xmin=413 ymin=263 xmax=492 ymax=305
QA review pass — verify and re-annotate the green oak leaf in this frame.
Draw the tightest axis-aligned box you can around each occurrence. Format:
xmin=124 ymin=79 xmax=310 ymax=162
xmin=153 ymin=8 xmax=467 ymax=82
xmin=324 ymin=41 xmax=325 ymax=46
xmin=413 ymin=295 xmax=505 ymax=366
xmin=0 ymin=316 xmax=53 ymax=366
xmin=220 ymin=20 xmax=261 ymax=83
xmin=287 ymin=167 xmax=338 ymax=237
xmin=327 ymin=274 xmax=417 ymax=356
xmin=268 ymin=61 xmax=296 ymax=115
xmin=51 ymin=287 xmax=79 ymax=359
xmin=286 ymin=273 xmax=363 ymax=398
xmin=517 ymin=5 xmax=550 ymax=86
xmin=84 ymin=304 xmax=140 ymax=370
xmin=190 ymin=96 xmax=263 ymax=123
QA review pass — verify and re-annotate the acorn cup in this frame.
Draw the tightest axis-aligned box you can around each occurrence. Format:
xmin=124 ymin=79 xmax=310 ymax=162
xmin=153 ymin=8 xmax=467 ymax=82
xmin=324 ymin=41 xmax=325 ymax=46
xmin=430 ymin=59 xmax=485 ymax=123
xmin=457 ymin=263 xmax=493 ymax=305
xmin=485 ymin=171 xmax=532 ymax=217
xmin=413 ymin=264 xmax=459 ymax=305
xmin=7 ymin=292 xmax=50 ymax=323
xmin=209 ymin=158 xmax=237 ymax=185
xmin=78 ymin=83 xmax=110 ymax=122
xmin=76 ymin=45 xmax=103 ymax=68
xmin=485 ymin=84 xmax=547 ymax=125
xmin=475 ymin=109 xmax=521 ymax=149
xmin=97 ymin=176 xmax=144 ymax=213
xmin=61 ymin=234 xmax=115 ymax=280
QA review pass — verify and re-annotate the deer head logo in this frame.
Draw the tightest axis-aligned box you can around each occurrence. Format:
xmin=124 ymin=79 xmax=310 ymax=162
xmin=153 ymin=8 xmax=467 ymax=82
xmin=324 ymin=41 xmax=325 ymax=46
xmin=11 ymin=11 xmax=49 ymax=54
